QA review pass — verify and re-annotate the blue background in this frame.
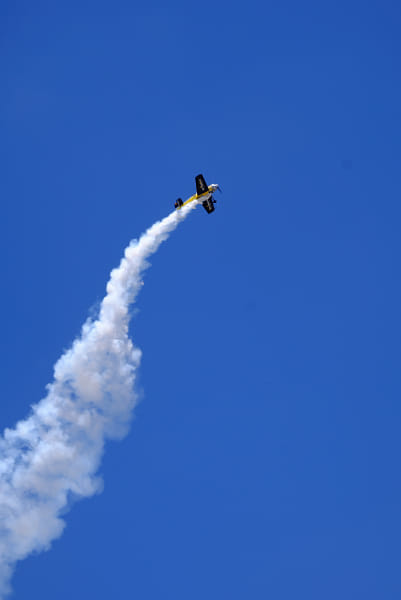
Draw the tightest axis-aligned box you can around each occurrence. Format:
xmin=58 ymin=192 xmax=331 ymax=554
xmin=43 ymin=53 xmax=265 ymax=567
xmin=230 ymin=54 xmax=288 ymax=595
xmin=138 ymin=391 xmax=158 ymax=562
xmin=1 ymin=0 xmax=401 ymax=598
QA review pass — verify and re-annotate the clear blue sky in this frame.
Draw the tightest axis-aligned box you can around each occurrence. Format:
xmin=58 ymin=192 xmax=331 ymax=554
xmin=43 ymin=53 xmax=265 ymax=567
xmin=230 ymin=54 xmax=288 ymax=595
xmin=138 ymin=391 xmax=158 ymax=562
xmin=2 ymin=0 xmax=401 ymax=598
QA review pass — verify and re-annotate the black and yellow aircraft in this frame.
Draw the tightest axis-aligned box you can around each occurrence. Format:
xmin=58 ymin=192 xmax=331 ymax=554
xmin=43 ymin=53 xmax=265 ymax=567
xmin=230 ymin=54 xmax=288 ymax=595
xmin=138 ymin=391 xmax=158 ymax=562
xmin=174 ymin=174 xmax=221 ymax=214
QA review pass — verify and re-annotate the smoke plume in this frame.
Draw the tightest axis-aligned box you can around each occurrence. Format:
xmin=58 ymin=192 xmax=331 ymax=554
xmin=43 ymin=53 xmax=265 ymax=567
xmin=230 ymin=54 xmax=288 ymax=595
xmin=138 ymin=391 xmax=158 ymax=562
xmin=0 ymin=202 xmax=196 ymax=597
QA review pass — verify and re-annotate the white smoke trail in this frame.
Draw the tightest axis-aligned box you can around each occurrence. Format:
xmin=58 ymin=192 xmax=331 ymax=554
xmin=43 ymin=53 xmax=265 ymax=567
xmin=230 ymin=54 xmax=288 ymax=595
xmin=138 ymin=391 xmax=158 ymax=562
xmin=0 ymin=201 xmax=197 ymax=598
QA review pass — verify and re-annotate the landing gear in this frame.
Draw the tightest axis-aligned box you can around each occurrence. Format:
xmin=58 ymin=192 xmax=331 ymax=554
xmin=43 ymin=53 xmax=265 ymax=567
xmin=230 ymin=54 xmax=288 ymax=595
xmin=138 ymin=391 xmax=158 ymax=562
xmin=174 ymin=198 xmax=183 ymax=209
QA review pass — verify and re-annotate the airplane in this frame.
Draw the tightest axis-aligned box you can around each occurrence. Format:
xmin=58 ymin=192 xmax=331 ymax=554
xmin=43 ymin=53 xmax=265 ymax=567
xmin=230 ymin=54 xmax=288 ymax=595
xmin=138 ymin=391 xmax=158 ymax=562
xmin=174 ymin=174 xmax=221 ymax=214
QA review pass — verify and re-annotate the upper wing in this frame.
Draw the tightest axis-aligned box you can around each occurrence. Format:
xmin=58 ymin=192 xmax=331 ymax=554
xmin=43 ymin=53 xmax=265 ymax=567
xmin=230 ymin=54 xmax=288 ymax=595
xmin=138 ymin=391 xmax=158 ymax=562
xmin=195 ymin=174 xmax=208 ymax=196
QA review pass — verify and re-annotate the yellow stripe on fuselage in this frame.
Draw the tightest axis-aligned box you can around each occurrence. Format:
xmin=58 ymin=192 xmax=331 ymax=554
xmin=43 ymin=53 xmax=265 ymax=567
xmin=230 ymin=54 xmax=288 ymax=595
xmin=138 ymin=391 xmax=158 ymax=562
xmin=176 ymin=186 xmax=213 ymax=209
